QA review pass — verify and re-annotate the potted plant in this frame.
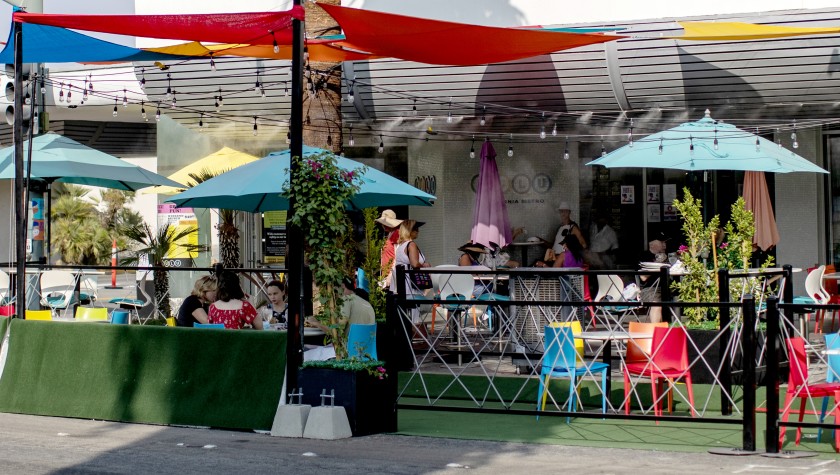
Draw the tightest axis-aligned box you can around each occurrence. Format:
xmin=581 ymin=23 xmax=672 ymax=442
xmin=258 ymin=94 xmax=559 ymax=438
xmin=286 ymin=151 xmax=396 ymax=436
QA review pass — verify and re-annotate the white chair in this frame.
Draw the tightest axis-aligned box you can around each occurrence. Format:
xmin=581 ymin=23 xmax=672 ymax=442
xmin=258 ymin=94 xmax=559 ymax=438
xmin=592 ymin=274 xmax=641 ymax=331
xmin=80 ymin=276 xmax=98 ymax=304
xmin=793 ymin=265 xmax=828 ymax=338
xmin=39 ymin=270 xmax=77 ymax=317
xmin=0 ymin=270 xmax=9 ymax=304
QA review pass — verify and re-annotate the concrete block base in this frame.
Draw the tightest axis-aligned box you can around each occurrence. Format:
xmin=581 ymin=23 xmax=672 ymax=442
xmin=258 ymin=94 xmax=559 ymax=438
xmin=270 ymin=404 xmax=311 ymax=438
xmin=302 ymin=406 xmax=352 ymax=440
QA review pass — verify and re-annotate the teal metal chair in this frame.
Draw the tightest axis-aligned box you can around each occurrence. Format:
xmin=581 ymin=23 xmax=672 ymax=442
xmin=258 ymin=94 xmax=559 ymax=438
xmin=818 ymin=333 xmax=840 ymax=443
xmin=347 ymin=323 xmax=377 ymax=360
xmin=537 ymin=325 xmax=609 ymax=422
xmin=194 ymin=323 xmax=225 ymax=329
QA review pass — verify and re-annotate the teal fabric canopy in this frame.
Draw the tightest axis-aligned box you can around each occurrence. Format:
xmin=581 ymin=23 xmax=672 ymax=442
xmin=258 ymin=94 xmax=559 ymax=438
xmin=167 ymin=146 xmax=435 ymax=212
xmin=0 ymin=133 xmax=183 ymax=191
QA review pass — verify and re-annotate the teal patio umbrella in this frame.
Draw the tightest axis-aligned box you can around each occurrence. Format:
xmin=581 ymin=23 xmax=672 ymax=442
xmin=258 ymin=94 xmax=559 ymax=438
xmin=0 ymin=133 xmax=184 ymax=191
xmin=167 ymin=146 xmax=436 ymax=212
xmin=587 ymin=110 xmax=828 ymax=174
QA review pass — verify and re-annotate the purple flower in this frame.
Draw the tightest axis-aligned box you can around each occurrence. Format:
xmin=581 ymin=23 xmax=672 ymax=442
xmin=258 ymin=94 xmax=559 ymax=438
xmin=719 ymin=242 xmax=729 ymax=249
xmin=678 ymin=244 xmax=689 ymax=254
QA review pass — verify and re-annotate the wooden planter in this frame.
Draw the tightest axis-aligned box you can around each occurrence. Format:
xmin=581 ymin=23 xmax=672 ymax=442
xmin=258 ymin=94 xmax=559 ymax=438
xmin=297 ymin=366 xmax=397 ymax=436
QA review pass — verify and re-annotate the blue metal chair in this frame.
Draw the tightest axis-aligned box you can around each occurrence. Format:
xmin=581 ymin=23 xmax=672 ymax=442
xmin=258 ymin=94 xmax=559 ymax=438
xmin=818 ymin=333 xmax=840 ymax=442
xmin=194 ymin=323 xmax=225 ymax=329
xmin=537 ymin=325 xmax=609 ymax=422
xmin=347 ymin=323 xmax=377 ymax=360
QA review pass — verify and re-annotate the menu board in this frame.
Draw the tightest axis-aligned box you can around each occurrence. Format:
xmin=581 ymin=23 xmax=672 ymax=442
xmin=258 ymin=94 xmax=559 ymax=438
xmin=263 ymin=211 xmax=287 ymax=265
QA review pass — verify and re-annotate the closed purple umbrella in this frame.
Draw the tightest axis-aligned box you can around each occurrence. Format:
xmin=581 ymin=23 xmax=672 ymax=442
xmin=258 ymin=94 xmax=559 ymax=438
xmin=470 ymin=140 xmax=512 ymax=249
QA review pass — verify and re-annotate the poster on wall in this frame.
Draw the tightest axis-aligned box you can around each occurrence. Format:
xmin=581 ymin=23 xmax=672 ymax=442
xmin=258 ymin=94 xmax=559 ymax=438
xmin=157 ymin=204 xmax=199 ymax=267
xmin=648 ymin=204 xmax=661 ymax=222
xmin=663 ymin=202 xmax=678 ymax=221
xmin=31 ymin=197 xmax=44 ymax=241
xmin=647 ymin=185 xmax=660 ymax=204
xmin=662 ymin=184 xmax=677 ymax=204
xmin=263 ymin=211 xmax=287 ymax=265
xmin=620 ymin=185 xmax=635 ymax=204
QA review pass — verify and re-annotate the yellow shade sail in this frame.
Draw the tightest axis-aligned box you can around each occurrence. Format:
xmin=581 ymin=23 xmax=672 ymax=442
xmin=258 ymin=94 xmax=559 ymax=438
xmin=143 ymin=146 xmax=259 ymax=196
xmin=668 ymin=21 xmax=840 ymax=41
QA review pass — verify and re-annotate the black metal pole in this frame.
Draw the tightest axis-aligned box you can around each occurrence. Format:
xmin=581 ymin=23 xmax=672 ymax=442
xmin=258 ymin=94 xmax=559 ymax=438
xmin=782 ymin=264 xmax=795 ymax=336
xmin=13 ymin=21 xmax=25 ymax=320
xmin=717 ymin=268 xmax=731 ymax=415
xmin=659 ymin=266 xmax=670 ymax=323
xmin=741 ymin=295 xmax=757 ymax=452
xmin=765 ymin=296 xmax=780 ymax=453
xmin=285 ymin=0 xmax=305 ymax=395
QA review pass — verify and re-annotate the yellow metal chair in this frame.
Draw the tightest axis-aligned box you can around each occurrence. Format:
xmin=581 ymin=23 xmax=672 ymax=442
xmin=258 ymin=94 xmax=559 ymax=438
xmin=74 ymin=307 xmax=108 ymax=322
xmin=25 ymin=310 xmax=53 ymax=321
xmin=549 ymin=320 xmax=583 ymax=363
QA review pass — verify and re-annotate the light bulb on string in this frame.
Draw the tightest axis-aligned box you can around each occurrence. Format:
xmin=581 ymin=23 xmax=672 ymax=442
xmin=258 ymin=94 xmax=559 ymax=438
xmin=411 ymin=98 xmax=417 ymax=115
xmin=155 ymin=104 xmax=161 ymax=122
xmin=658 ymin=138 xmax=663 ymax=155
xmin=508 ymin=134 xmax=514 ymax=158
xmin=39 ymin=79 xmax=44 ymax=95
xmin=112 ymin=99 xmax=118 ymax=117
xmin=141 ymin=101 xmax=146 ymax=121
xmin=214 ymin=97 xmax=220 ymax=112
xmin=253 ymin=117 xmax=258 ymax=136
xmin=82 ymin=80 xmax=88 ymax=101
xmin=271 ymin=30 xmax=280 ymax=54
xmin=564 ymin=137 xmax=570 ymax=160
xmin=552 ymin=122 xmax=557 ymax=137
xmin=209 ymin=54 xmax=216 ymax=72
xmin=347 ymin=81 xmax=355 ymax=104
xmin=755 ymin=128 xmax=760 ymax=152
xmin=776 ymin=128 xmax=782 ymax=148
xmin=122 ymin=89 xmax=128 ymax=108
xmin=66 ymin=87 xmax=72 ymax=103
xmin=540 ymin=113 xmax=546 ymax=139
xmin=627 ymin=118 xmax=634 ymax=147
xmin=349 ymin=127 xmax=355 ymax=147
xmin=378 ymin=135 xmax=384 ymax=154
xmin=469 ymin=136 xmax=476 ymax=159
xmin=58 ymin=83 xmax=64 ymax=102
xmin=480 ymin=106 xmax=486 ymax=126
xmin=199 ymin=113 xmax=204 ymax=130
xmin=139 ymin=69 xmax=146 ymax=90
xmin=88 ymin=74 xmax=93 ymax=91
xmin=689 ymin=135 xmax=695 ymax=155
xmin=791 ymin=119 xmax=799 ymax=149
xmin=714 ymin=127 xmax=719 ymax=150
xmin=171 ymin=92 xmax=176 ymax=107
xmin=600 ymin=138 xmax=607 ymax=157
xmin=255 ymin=72 xmax=262 ymax=94
xmin=218 ymin=88 xmax=223 ymax=107
xmin=260 ymin=87 xmax=266 ymax=98
xmin=284 ymin=83 xmax=289 ymax=97
xmin=447 ymin=99 xmax=453 ymax=123
xmin=165 ymin=73 xmax=172 ymax=100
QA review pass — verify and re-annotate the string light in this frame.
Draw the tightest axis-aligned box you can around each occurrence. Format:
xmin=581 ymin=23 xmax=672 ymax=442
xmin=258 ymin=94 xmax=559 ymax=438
xmin=689 ymin=135 xmax=694 ymax=155
xmin=271 ymin=30 xmax=280 ymax=54
xmin=564 ymin=137 xmax=570 ymax=160
xmin=469 ymin=136 xmax=476 ymax=159
xmin=199 ymin=113 xmax=204 ymax=130
xmin=412 ymin=98 xmax=417 ymax=115
xmin=165 ymin=73 xmax=172 ymax=100
xmin=253 ymin=116 xmax=258 ymax=136
xmin=171 ymin=91 xmax=176 ymax=107
xmin=378 ymin=135 xmax=384 ymax=154
xmin=600 ymin=138 xmax=606 ymax=157
xmin=82 ymin=78 xmax=89 ymax=101
xmin=58 ymin=83 xmax=64 ymax=102
xmin=540 ymin=113 xmax=546 ymax=139
xmin=255 ymin=71 xmax=262 ymax=94
xmin=791 ymin=119 xmax=799 ymax=149
xmin=348 ymin=80 xmax=355 ymax=104
xmin=286 ymin=131 xmax=291 ymax=145
xmin=39 ymin=78 xmax=45 ymax=95
xmin=66 ymin=86 xmax=71 ymax=103
xmin=480 ymin=106 xmax=486 ymax=126
xmin=658 ymin=138 xmax=663 ymax=155
xmin=627 ymin=118 xmax=634 ymax=147
xmin=755 ymin=128 xmax=760 ymax=152
xmin=507 ymin=134 xmax=514 ymax=157
xmin=713 ymin=127 xmax=719 ymax=150
xmin=112 ymin=99 xmax=118 ymax=117
xmin=447 ymin=99 xmax=453 ymax=123
xmin=209 ymin=54 xmax=216 ymax=72
xmin=139 ymin=69 xmax=146 ymax=90
xmin=348 ymin=126 xmax=355 ymax=147
xmin=88 ymin=74 xmax=93 ymax=92
xmin=122 ymin=89 xmax=128 ymax=108
xmin=284 ymin=82 xmax=288 ymax=97
xmin=218 ymin=88 xmax=223 ymax=106
xmin=552 ymin=122 xmax=558 ymax=137
xmin=141 ymin=101 xmax=146 ymax=120
xmin=214 ymin=97 xmax=220 ymax=112
xmin=155 ymin=103 xmax=161 ymax=122
xmin=260 ymin=86 xmax=266 ymax=98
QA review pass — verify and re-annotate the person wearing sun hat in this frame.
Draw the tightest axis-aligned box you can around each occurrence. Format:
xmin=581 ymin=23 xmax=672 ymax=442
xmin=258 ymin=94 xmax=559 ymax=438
xmin=458 ymin=242 xmax=488 ymax=266
xmin=375 ymin=209 xmax=404 ymax=289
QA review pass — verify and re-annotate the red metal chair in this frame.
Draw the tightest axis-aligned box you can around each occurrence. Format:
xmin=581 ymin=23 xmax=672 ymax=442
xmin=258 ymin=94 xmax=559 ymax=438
xmin=779 ymin=337 xmax=840 ymax=448
xmin=622 ymin=326 xmax=695 ymax=417
xmin=820 ymin=264 xmax=839 ymax=334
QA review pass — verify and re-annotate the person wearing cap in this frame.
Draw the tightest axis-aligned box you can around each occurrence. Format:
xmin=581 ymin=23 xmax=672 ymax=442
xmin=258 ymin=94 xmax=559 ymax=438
xmin=551 ymin=201 xmax=587 ymax=256
xmin=375 ymin=209 xmax=404 ymax=289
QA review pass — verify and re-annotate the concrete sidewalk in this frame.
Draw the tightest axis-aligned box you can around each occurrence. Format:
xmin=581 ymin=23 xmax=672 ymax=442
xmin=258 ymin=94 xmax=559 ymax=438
xmin=0 ymin=413 xmax=834 ymax=474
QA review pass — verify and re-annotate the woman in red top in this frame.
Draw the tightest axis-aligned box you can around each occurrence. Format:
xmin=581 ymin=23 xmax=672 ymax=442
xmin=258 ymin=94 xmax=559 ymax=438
xmin=208 ymin=271 xmax=262 ymax=330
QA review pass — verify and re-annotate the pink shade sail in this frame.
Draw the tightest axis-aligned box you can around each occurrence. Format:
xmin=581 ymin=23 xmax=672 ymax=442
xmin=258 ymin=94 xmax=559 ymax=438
xmin=14 ymin=7 xmax=304 ymax=46
xmin=743 ymin=171 xmax=780 ymax=251
xmin=471 ymin=140 xmax=512 ymax=249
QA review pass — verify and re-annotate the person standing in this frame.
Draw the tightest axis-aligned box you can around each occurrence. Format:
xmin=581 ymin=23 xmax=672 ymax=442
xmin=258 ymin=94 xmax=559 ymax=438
xmin=375 ymin=209 xmax=403 ymax=289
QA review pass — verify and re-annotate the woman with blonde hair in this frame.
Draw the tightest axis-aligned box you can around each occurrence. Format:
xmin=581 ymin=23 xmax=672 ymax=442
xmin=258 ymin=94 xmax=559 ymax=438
xmin=390 ymin=220 xmax=431 ymax=328
xmin=176 ymin=275 xmax=218 ymax=327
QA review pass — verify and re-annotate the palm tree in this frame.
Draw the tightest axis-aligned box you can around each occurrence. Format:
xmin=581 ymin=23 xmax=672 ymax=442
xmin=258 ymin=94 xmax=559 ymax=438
xmin=122 ymin=222 xmax=204 ymax=320
xmin=187 ymin=168 xmax=240 ymax=268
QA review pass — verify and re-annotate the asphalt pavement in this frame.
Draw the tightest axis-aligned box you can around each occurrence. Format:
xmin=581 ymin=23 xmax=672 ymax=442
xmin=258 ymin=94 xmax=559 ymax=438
xmin=0 ymin=413 xmax=836 ymax=474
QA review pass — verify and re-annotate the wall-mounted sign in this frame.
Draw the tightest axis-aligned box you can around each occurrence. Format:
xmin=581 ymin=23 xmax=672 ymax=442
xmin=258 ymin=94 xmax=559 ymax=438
xmin=157 ymin=203 xmax=199 ymax=266
xmin=414 ymin=175 xmax=437 ymax=196
xmin=263 ymin=210 xmax=287 ymax=265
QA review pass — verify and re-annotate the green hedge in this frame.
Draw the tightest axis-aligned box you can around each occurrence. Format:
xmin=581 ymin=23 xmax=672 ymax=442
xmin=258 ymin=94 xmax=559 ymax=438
xmin=0 ymin=320 xmax=286 ymax=430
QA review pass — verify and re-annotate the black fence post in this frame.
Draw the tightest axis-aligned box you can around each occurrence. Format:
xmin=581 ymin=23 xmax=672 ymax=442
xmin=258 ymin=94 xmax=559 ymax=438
xmin=781 ymin=264 xmax=795 ymax=336
xmin=764 ymin=296 xmax=780 ymax=453
xmin=718 ymin=268 xmax=732 ymax=415
xmin=392 ymin=266 xmax=413 ymax=371
xmin=659 ymin=266 xmax=671 ymax=323
xmin=741 ymin=295 xmax=757 ymax=452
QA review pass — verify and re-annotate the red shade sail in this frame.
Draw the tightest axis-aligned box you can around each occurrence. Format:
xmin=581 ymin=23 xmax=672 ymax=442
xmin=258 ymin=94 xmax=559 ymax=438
xmin=319 ymin=4 xmax=623 ymax=66
xmin=13 ymin=6 xmax=304 ymax=46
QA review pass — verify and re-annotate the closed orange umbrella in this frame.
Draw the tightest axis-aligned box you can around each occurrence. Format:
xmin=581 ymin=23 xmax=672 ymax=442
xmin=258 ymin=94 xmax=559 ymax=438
xmin=743 ymin=171 xmax=780 ymax=251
